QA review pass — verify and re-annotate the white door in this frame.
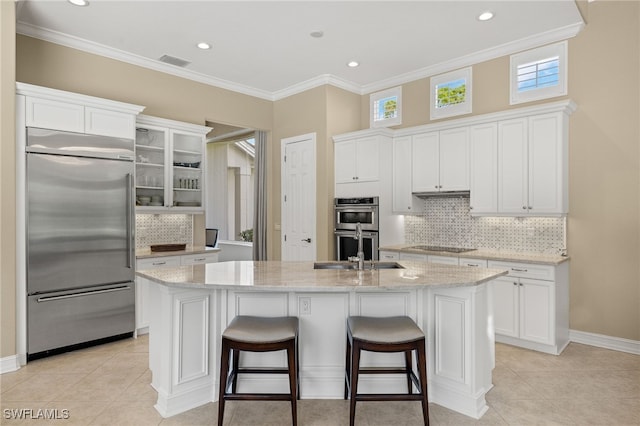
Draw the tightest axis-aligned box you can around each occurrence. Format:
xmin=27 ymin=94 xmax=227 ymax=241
xmin=412 ymin=131 xmax=440 ymax=192
xmin=498 ymin=118 xmax=528 ymax=214
xmin=392 ymin=136 xmax=413 ymax=213
xmin=281 ymin=133 xmax=316 ymax=261
xmin=528 ymin=113 xmax=564 ymax=214
xmin=439 ymin=127 xmax=469 ymax=191
xmin=519 ymin=278 xmax=554 ymax=345
xmin=469 ymin=123 xmax=498 ymax=214
xmin=491 ymin=277 xmax=519 ymax=338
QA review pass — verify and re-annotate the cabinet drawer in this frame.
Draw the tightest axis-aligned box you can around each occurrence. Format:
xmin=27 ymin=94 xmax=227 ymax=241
xmin=488 ymin=260 xmax=555 ymax=281
xmin=26 ymin=97 xmax=84 ymax=133
xmin=137 ymin=256 xmax=181 ymax=270
xmin=85 ymin=107 xmax=135 ymax=139
xmin=181 ymin=253 xmax=218 ymax=265
xmin=459 ymin=258 xmax=488 ymax=268
xmin=428 ymin=255 xmax=459 ymax=265
xmin=399 ymin=252 xmax=428 ymax=261
xmin=379 ymin=251 xmax=400 ymax=261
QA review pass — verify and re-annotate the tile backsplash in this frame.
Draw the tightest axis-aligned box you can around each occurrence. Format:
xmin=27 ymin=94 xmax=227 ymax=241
xmin=404 ymin=197 xmax=565 ymax=254
xmin=135 ymin=214 xmax=193 ymax=249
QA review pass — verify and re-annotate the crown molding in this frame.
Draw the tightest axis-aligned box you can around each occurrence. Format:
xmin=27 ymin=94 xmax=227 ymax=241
xmin=16 ymin=21 xmax=276 ymax=101
xmin=360 ymin=21 xmax=585 ymax=95
xmin=17 ymin=19 xmax=584 ymax=101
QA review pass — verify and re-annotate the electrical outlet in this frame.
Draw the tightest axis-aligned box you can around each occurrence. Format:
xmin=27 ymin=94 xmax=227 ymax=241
xmin=300 ymin=297 xmax=311 ymax=315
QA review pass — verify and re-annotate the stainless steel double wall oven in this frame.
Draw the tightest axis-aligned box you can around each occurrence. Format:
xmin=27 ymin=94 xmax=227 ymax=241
xmin=334 ymin=197 xmax=379 ymax=261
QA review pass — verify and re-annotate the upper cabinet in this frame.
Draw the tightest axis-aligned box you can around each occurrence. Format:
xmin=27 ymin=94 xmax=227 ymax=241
xmin=392 ymin=136 xmax=413 ymax=213
xmin=135 ymin=115 xmax=211 ymax=214
xmin=17 ymin=82 xmax=144 ymax=139
xmin=469 ymin=123 xmax=498 ymax=214
xmin=335 ymin=135 xmax=381 ymax=184
xmin=412 ymin=128 xmax=469 ymax=193
xmin=498 ymin=112 xmax=568 ymax=215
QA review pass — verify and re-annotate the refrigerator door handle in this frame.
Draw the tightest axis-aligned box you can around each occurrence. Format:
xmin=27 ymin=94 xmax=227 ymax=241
xmin=126 ymin=173 xmax=135 ymax=269
xmin=36 ymin=285 xmax=132 ymax=303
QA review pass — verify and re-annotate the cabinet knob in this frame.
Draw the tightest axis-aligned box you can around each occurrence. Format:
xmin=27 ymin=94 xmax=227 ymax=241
xmin=513 ymin=282 xmax=518 ymax=286
xmin=407 ymin=206 xmax=411 ymax=210
xmin=528 ymin=206 xmax=533 ymax=210
xmin=522 ymin=206 xmax=527 ymax=210
xmin=469 ymin=206 xmax=474 ymax=210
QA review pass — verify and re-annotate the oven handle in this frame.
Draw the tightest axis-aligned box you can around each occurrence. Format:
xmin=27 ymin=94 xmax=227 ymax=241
xmin=334 ymin=229 xmax=378 ymax=237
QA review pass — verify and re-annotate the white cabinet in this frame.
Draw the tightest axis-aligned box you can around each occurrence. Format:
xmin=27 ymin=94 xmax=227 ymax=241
xmin=498 ymin=112 xmax=567 ymax=215
xmin=18 ymin=82 xmax=143 ymax=139
xmin=488 ymin=260 xmax=569 ymax=354
xmin=135 ymin=252 xmax=218 ymax=333
xmin=399 ymin=252 xmax=427 ymax=261
xmin=469 ymin=123 xmax=498 ymax=214
xmin=428 ymin=255 xmax=459 ymax=265
xmin=335 ymin=135 xmax=381 ymax=184
xmin=379 ymin=250 xmax=400 ymax=261
xmin=135 ymin=115 xmax=211 ymax=213
xmin=392 ymin=136 xmax=414 ymax=213
xmin=412 ymin=128 xmax=469 ymax=192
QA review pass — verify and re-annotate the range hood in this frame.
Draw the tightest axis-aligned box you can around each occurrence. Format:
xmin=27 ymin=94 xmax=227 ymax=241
xmin=413 ymin=190 xmax=470 ymax=199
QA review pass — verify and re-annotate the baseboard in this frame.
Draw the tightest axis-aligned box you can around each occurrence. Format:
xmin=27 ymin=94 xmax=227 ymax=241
xmin=0 ymin=355 xmax=21 ymax=374
xmin=570 ymin=329 xmax=640 ymax=355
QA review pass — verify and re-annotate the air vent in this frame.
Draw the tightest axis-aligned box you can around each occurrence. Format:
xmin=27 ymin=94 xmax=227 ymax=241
xmin=158 ymin=54 xmax=191 ymax=68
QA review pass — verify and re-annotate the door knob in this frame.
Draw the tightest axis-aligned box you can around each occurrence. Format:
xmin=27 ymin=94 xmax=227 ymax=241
xmin=301 ymin=238 xmax=312 ymax=243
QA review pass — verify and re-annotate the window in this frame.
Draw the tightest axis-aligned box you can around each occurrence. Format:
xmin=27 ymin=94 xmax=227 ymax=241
xmin=370 ymin=86 xmax=402 ymax=128
xmin=510 ymin=41 xmax=567 ymax=105
xmin=430 ymin=67 xmax=472 ymax=120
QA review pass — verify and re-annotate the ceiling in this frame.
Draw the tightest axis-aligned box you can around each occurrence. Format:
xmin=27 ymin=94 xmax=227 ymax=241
xmin=16 ymin=1 xmax=584 ymax=101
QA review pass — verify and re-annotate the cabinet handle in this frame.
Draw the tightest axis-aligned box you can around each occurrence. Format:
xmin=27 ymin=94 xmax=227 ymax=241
xmin=466 ymin=264 xmax=478 ymax=267
xmin=193 ymin=258 xmax=206 ymax=262
xmin=511 ymin=268 xmax=528 ymax=272
xmin=152 ymin=261 xmax=167 ymax=266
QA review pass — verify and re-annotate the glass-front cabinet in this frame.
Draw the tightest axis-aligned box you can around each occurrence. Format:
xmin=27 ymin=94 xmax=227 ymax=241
xmin=135 ymin=115 xmax=211 ymax=213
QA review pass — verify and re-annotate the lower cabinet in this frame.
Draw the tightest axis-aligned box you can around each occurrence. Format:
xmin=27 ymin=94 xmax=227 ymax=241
xmin=135 ymin=252 xmax=219 ymax=334
xmin=488 ymin=260 xmax=569 ymax=355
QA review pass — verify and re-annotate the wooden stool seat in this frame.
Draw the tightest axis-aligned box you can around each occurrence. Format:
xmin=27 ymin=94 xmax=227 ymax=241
xmin=218 ymin=315 xmax=299 ymax=426
xmin=345 ymin=316 xmax=429 ymax=426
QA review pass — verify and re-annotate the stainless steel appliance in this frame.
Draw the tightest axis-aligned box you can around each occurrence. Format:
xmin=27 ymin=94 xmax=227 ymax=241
xmin=26 ymin=128 xmax=136 ymax=358
xmin=334 ymin=197 xmax=379 ymax=261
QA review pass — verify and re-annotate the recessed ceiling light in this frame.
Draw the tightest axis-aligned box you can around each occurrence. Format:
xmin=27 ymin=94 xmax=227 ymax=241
xmin=478 ymin=11 xmax=494 ymax=21
xmin=347 ymin=61 xmax=359 ymax=68
xmin=68 ymin=0 xmax=89 ymax=6
xmin=310 ymin=30 xmax=324 ymax=38
xmin=197 ymin=42 xmax=211 ymax=50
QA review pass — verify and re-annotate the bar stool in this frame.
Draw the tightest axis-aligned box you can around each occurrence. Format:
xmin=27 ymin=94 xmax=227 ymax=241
xmin=217 ymin=315 xmax=299 ymax=426
xmin=344 ymin=316 xmax=429 ymax=426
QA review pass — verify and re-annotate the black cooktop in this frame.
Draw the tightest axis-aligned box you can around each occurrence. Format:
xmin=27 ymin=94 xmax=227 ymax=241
xmin=409 ymin=245 xmax=476 ymax=253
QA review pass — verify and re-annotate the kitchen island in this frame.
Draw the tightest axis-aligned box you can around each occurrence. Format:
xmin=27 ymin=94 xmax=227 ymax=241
xmin=137 ymin=260 xmax=507 ymax=419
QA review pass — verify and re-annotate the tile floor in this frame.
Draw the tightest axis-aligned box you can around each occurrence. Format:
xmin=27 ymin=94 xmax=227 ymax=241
xmin=1 ymin=335 xmax=639 ymax=425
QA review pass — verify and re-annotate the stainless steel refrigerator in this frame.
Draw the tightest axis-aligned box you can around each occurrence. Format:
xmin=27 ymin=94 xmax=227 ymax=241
xmin=26 ymin=127 xmax=136 ymax=357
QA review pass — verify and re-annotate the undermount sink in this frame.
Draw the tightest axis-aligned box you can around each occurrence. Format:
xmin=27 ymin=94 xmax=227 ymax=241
xmin=313 ymin=262 xmax=404 ymax=270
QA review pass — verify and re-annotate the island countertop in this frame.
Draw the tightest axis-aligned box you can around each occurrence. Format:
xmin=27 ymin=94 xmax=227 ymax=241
xmin=136 ymin=260 xmax=508 ymax=291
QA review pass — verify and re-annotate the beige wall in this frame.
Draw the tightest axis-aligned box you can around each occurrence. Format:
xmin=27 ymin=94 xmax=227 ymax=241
xmin=3 ymin=1 xmax=638 ymax=361
xmin=359 ymin=2 xmax=639 ymax=340
xmin=1 ymin=1 xmax=16 ymax=358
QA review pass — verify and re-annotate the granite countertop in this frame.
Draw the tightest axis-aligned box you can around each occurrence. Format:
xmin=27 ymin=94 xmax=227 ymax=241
xmin=136 ymin=260 xmax=508 ymax=292
xmin=136 ymin=245 xmax=220 ymax=259
xmin=380 ymin=244 xmax=569 ymax=265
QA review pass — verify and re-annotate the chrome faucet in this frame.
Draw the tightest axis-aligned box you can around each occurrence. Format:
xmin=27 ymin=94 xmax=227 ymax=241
xmin=354 ymin=222 xmax=365 ymax=271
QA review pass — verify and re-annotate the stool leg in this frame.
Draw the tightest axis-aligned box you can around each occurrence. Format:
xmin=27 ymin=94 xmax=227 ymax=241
xmin=405 ymin=350 xmax=413 ymax=394
xmin=349 ymin=340 xmax=362 ymax=426
xmin=286 ymin=340 xmax=298 ymax=426
xmin=231 ymin=348 xmax=240 ymax=393
xmin=344 ymin=333 xmax=351 ymax=399
xmin=416 ymin=340 xmax=429 ymax=426
xmin=217 ymin=339 xmax=231 ymax=426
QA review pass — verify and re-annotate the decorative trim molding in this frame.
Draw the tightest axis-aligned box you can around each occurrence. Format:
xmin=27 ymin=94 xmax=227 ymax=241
xmin=16 ymin=20 xmax=584 ymax=102
xmin=0 ymin=355 xmax=21 ymax=374
xmin=570 ymin=329 xmax=640 ymax=355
